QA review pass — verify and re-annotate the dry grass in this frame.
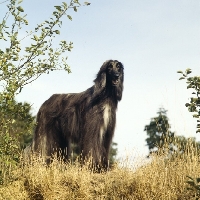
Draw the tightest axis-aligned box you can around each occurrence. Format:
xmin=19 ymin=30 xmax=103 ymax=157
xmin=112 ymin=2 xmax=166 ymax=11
xmin=0 ymin=145 xmax=200 ymax=200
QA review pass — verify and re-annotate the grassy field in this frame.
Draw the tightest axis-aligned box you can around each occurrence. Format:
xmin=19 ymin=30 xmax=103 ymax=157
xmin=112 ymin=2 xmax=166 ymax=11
xmin=0 ymin=145 xmax=200 ymax=200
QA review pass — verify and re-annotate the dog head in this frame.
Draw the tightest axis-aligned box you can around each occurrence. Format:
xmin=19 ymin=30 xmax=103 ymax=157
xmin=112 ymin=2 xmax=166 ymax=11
xmin=106 ymin=60 xmax=124 ymax=87
xmin=94 ymin=60 xmax=124 ymax=101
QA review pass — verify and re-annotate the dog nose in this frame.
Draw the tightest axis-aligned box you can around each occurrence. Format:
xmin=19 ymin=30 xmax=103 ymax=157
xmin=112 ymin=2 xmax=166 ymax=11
xmin=114 ymin=73 xmax=120 ymax=78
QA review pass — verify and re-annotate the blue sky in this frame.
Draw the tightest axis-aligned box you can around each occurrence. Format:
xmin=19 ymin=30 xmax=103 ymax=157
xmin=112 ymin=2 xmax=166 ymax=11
xmin=1 ymin=0 xmax=200 ymax=160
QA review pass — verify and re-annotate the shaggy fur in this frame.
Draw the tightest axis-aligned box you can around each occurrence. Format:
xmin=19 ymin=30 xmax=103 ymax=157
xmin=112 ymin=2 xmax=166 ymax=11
xmin=31 ymin=60 xmax=124 ymax=169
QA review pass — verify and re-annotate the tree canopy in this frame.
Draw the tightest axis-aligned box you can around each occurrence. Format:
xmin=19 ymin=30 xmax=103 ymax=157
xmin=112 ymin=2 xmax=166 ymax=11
xmin=178 ymin=69 xmax=200 ymax=133
xmin=145 ymin=107 xmax=200 ymax=159
xmin=0 ymin=0 xmax=90 ymax=184
xmin=144 ymin=107 xmax=175 ymax=155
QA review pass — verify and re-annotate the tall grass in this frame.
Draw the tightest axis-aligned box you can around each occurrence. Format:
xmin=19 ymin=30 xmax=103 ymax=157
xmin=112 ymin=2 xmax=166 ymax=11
xmin=0 ymin=142 xmax=199 ymax=200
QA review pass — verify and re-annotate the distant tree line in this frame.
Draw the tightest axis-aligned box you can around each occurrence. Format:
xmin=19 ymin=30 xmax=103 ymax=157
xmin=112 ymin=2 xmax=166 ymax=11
xmin=144 ymin=107 xmax=200 ymax=158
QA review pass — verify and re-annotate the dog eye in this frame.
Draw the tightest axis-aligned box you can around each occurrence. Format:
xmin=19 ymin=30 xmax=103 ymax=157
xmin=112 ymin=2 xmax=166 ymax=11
xmin=108 ymin=64 xmax=113 ymax=69
xmin=116 ymin=64 xmax=121 ymax=70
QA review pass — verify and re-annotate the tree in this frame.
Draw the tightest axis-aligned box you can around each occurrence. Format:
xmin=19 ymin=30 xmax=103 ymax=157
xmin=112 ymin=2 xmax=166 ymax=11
xmin=0 ymin=100 xmax=35 ymax=184
xmin=0 ymin=100 xmax=35 ymax=149
xmin=144 ymin=107 xmax=200 ymax=160
xmin=144 ymin=107 xmax=175 ymax=156
xmin=0 ymin=0 xmax=90 ymax=184
xmin=177 ymin=69 xmax=200 ymax=133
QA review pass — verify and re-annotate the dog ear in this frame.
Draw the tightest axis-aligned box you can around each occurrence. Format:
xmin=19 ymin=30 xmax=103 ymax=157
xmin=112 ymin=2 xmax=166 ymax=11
xmin=116 ymin=77 xmax=123 ymax=101
xmin=94 ymin=60 xmax=111 ymax=91
xmin=90 ymin=60 xmax=111 ymax=105
xmin=116 ymin=62 xmax=124 ymax=101
xmin=98 ymin=72 xmax=106 ymax=88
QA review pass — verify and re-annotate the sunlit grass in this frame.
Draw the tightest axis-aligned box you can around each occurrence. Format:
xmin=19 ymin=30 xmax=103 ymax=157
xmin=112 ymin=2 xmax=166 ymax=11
xmin=0 ymin=142 xmax=200 ymax=200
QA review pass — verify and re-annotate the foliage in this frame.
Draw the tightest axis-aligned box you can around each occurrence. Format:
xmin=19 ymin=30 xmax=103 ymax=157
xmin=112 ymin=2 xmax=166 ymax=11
xmin=0 ymin=0 xmax=90 ymax=185
xmin=0 ymin=99 xmax=35 ymax=184
xmin=144 ymin=107 xmax=200 ymax=160
xmin=108 ymin=142 xmax=118 ymax=167
xmin=0 ymin=100 xmax=35 ymax=148
xmin=177 ymin=69 xmax=200 ymax=133
xmin=178 ymin=68 xmax=200 ymax=196
xmin=144 ymin=107 xmax=175 ymax=155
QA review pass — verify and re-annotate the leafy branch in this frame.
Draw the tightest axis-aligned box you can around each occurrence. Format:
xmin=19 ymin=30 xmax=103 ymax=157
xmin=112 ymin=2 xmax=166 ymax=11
xmin=177 ymin=69 xmax=200 ymax=133
xmin=0 ymin=0 xmax=90 ymax=184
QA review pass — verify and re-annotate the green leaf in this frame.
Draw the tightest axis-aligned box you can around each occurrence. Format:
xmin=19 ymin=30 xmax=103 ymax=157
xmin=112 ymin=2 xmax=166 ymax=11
xmin=186 ymin=68 xmax=192 ymax=72
xmin=73 ymin=6 xmax=77 ymax=12
xmin=54 ymin=6 xmax=62 ymax=11
xmin=62 ymin=2 xmax=68 ymax=8
xmin=185 ymin=68 xmax=192 ymax=75
xmin=13 ymin=57 xmax=19 ymax=61
xmin=37 ymin=50 xmax=43 ymax=55
xmin=18 ymin=0 xmax=23 ymax=4
xmin=179 ymin=77 xmax=185 ymax=80
xmin=191 ymin=98 xmax=198 ymax=102
xmin=33 ymin=35 xmax=38 ymax=41
xmin=84 ymin=2 xmax=91 ymax=5
xmin=53 ymin=11 xmax=59 ymax=16
xmin=55 ymin=30 xmax=60 ymax=34
xmin=177 ymin=70 xmax=183 ymax=74
xmin=186 ymin=70 xmax=192 ymax=75
xmin=17 ymin=6 xmax=24 ymax=12
xmin=67 ymin=15 xmax=72 ymax=21
xmin=24 ymin=20 xmax=28 ymax=25
xmin=193 ymin=114 xmax=199 ymax=118
xmin=10 ymin=36 xmax=15 ymax=41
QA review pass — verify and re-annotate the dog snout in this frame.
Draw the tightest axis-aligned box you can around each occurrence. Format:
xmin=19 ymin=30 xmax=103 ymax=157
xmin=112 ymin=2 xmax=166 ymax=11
xmin=114 ymin=73 xmax=120 ymax=78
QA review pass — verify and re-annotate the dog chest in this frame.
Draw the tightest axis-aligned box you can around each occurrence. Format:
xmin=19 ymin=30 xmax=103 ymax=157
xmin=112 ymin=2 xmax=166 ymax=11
xmin=99 ymin=104 xmax=111 ymax=143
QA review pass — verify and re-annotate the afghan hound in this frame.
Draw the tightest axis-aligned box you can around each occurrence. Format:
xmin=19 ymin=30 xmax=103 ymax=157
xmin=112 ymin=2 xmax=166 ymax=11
xmin=31 ymin=60 xmax=124 ymax=169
